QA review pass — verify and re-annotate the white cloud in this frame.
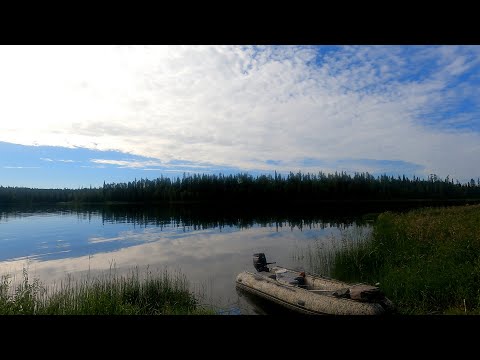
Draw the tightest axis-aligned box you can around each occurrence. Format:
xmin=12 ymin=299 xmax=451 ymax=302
xmin=80 ymin=165 xmax=105 ymax=169
xmin=90 ymin=158 xmax=212 ymax=170
xmin=4 ymin=166 xmax=40 ymax=169
xmin=0 ymin=45 xmax=479 ymax=180
xmin=40 ymin=158 xmax=75 ymax=163
xmin=90 ymin=159 xmax=163 ymax=168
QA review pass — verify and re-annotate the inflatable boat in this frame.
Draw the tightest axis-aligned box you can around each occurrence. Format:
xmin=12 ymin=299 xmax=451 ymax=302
xmin=235 ymin=253 xmax=394 ymax=315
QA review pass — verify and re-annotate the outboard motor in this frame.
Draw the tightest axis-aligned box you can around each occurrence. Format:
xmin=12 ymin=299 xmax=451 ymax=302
xmin=253 ymin=253 xmax=275 ymax=272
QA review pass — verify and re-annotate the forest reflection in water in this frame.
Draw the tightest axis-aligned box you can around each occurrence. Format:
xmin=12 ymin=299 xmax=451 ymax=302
xmin=0 ymin=203 xmax=409 ymax=313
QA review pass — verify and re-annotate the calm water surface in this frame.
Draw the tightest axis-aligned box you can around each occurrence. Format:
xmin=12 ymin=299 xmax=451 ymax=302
xmin=0 ymin=205 xmax=374 ymax=314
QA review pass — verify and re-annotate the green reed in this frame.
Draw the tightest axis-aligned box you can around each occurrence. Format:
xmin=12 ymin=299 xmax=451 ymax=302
xmin=0 ymin=266 xmax=214 ymax=315
xmin=303 ymin=204 xmax=480 ymax=314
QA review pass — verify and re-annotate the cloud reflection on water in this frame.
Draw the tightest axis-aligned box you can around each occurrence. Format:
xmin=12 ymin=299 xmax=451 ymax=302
xmin=0 ymin=223 xmax=343 ymax=309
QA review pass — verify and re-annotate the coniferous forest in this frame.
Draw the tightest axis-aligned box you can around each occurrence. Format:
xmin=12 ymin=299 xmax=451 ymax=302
xmin=1 ymin=171 xmax=480 ymax=205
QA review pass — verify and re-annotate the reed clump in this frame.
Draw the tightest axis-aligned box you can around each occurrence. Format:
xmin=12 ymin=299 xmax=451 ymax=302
xmin=0 ymin=267 xmax=214 ymax=315
xmin=307 ymin=204 xmax=480 ymax=314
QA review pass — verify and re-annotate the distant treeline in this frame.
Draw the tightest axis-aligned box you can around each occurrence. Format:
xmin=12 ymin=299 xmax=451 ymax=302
xmin=1 ymin=171 xmax=480 ymax=205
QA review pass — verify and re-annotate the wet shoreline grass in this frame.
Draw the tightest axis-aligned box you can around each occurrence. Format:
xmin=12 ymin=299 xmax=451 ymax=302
xmin=306 ymin=204 xmax=480 ymax=314
xmin=0 ymin=267 xmax=214 ymax=315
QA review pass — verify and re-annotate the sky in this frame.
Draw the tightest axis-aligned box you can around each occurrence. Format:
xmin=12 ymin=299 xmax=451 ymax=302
xmin=1 ymin=45 xmax=479 ymax=189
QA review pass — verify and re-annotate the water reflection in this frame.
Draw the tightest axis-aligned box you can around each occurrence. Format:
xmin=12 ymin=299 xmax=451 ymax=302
xmin=0 ymin=204 xmax=374 ymax=314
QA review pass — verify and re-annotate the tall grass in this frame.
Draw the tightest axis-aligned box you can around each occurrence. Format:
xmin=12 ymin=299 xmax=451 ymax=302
xmin=306 ymin=204 xmax=480 ymax=314
xmin=294 ymin=225 xmax=373 ymax=279
xmin=0 ymin=266 xmax=214 ymax=315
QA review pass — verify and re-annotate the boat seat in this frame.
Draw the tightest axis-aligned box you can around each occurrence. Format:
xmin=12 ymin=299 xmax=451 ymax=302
xmin=275 ymin=269 xmax=303 ymax=286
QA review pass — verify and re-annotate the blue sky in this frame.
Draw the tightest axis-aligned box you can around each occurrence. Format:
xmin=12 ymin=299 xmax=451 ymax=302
xmin=1 ymin=45 xmax=479 ymax=188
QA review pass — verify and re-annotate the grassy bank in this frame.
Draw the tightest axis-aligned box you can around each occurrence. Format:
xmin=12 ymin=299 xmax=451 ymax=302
xmin=0 ymin=267 xmax=214 ymax=315
xmin=306 ymin=204 xmax=480 ymax=314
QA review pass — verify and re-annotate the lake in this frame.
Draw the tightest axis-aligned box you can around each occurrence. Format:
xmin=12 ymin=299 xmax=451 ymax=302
xmin=0 ymin=204 xmax=386 ymax=314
